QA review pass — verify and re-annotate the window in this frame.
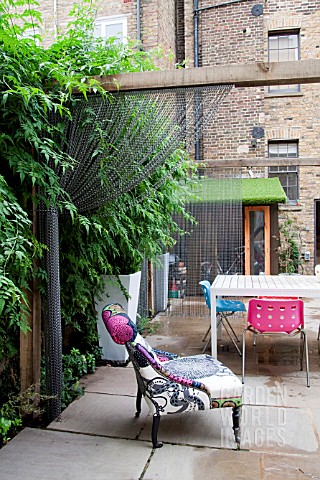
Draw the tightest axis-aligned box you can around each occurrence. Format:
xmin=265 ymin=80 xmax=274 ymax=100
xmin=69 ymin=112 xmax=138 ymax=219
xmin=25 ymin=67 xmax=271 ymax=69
xmin=268 ymin=141 xmax=299 ymax=203
xmin=94 ymin=16 xmax=127 ymax=43
xmin=268 ymin=31 xmax=300 ymax=93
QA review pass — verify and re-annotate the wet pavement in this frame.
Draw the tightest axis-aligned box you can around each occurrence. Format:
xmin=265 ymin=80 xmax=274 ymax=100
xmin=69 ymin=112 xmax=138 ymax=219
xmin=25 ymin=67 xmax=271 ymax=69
xmin=1 ymin=296 xmax=320 ymax=479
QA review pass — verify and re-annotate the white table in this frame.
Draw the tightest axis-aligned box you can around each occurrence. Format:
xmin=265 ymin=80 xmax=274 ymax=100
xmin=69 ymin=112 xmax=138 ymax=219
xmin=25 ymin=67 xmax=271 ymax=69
xmin=210 ymin=274 xmax=320 ymax=358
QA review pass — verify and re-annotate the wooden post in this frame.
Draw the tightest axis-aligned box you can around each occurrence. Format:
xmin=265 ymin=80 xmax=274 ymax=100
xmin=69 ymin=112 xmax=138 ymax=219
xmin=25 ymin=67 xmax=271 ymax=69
xmin=19 ymin=290 xmax=34 ymax=393
xmin=19 ymin=186 xmax=41 ymax=418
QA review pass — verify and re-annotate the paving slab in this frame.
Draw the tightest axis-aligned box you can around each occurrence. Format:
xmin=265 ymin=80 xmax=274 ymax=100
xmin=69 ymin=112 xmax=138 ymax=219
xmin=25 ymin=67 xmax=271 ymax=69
xmin=309 ymin=407 xmax=320 ymax=441
xmin=139 ymin=408 xmax=237 ymax=449
xmin=80 ymin=364 xmax=138 ymax=396
xmin=0 ymin=427 xmax=151 ymax=480
xmin=47 ymin=391 xmax=149 ymax=440
xmin=243 ymin=376 xmax=288 ymax=406
xmin=263 ymin=452 xmax=320 ymax=479
xmin=241 ymin=405 xmax=319 ymax=454
xmin=145 ymin=445 xmax=262 ymax=480
xmin=243 ymin=374 xmax=320 ymax=407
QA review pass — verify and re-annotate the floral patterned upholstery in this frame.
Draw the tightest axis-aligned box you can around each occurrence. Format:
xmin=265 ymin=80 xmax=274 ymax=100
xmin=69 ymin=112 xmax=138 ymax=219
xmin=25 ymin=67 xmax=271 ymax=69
xmin=102 ymin=303 xmax=243 ymax=448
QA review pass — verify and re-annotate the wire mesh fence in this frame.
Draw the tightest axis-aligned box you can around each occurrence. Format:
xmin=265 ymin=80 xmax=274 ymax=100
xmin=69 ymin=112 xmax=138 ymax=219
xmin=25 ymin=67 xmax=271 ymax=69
xmin=166 ymin=171 xmax=243 ymax=317
xmin=40 ymin=84 xmax=234 ymax=419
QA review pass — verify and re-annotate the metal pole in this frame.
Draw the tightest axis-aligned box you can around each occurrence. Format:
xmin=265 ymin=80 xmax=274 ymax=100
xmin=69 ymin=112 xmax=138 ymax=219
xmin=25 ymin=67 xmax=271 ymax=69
xmin=44 ymin=205 xmax=62 ymax=421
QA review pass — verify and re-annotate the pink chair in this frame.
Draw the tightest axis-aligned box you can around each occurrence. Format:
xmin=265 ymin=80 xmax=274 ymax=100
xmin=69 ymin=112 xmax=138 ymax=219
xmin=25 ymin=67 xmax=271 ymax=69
xmin=242 ymin=298 xmax=310 ymax=387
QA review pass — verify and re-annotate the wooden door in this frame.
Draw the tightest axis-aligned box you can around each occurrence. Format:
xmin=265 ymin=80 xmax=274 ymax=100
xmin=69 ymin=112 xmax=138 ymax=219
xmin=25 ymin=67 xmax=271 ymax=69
xmin=244 ymin=206 xmax=270 ymax=275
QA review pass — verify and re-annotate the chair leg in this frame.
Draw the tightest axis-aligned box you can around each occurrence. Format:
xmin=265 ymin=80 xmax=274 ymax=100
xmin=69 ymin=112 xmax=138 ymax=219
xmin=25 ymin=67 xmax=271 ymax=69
xmin=221 ymin=319 xmax=242 ymax=356
xmin=232 ymin=406 xmax=241 ymax=448
xmin=222 ymin=314 xmax=240 ymax=342
xmin=252 ymin=333 xmax=257 ymax=347
xmin=317 ymin=323 xmax=320 ymax=341
xmin=152 ymin=414 xmax=163 ymax=448
xmin=202 ymin=333 xmax=211 ymax=353
xmin=202 ymin=324 xmax=211 ymax=342
xmin=135 ymin=386 xmax=142 ymax=417
xmin=242 ymin=329 xmax=247 ymax=384
xmin=301 ymin=330 xmax=310 ymax=387
xmin=202 ymin=317 xmax=222 ymax=353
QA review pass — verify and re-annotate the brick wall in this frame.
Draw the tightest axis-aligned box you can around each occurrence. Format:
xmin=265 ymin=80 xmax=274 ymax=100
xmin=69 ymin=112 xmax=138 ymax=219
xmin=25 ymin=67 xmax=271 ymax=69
xmin=185 ymin=1 xmax=265 ymax=167
xmin=140 ymin=0 xmax=176 ymax=68
xmin=263 ymin=0 xmax=320 ymax=271
xmin=27 ymin=0 xmax=177 ymax=67
xmin=176 ymin=0 xmax=185 ymax=65
xmin=183 ymin=0 xmax=320 ymax=271
xmin=12 ymin=0 xmax=320 ymax=271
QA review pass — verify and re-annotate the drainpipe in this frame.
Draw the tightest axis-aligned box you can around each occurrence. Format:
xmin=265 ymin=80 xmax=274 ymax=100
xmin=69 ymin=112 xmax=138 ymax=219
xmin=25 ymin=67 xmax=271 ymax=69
xmin=194 ymin=0 xmax=200 ymax=68
xmin=194 ymin=0 xmax=201 ymax=166
xmin=193 ymin=0 xmax=254 ymax=165
xmin=193 ymin=0 xmax=254 ymax=64
xmin=137 ymin=0 xmax=142 ymax=50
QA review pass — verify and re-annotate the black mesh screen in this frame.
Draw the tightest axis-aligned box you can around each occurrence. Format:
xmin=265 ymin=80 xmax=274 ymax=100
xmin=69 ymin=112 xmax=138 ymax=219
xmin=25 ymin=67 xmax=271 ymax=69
xmin=39 ymin=85 xmax=234 ymax=420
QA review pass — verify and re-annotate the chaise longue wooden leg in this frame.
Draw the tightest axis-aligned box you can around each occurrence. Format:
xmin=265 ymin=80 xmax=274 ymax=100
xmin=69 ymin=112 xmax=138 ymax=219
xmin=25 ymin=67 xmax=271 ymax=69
xmin=152 ymin=414 xmax=163 ymax=448
xmin=135 ymin=386 xmax=142 ymax=417
xmin=232 ymin=406 xmax=241 ymax=449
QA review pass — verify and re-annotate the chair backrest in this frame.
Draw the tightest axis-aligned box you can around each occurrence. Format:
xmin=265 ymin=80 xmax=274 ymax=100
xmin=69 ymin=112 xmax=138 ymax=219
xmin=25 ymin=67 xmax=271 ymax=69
xmin=257 ymin=296 xmax=298 ymax=299
xmin=247 ymin=298 xmax=304 ymax=334
xmin=199 ymin=280 xmax=211 ymax=310
xmin=102 ymin=303 xmax=137 ymax=345
xmin=102 ymin=303 xmax=208 ymax=405
xmin=101 ymin=303 xmax=164 ymax=366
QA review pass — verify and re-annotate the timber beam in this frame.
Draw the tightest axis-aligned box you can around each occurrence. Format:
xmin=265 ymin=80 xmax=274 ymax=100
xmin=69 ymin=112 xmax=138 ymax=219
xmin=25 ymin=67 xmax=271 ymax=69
xmin=202 ymin=157 xmax=320 ymax=168
xmin=95 ymin=59 xmax=320 ymax=92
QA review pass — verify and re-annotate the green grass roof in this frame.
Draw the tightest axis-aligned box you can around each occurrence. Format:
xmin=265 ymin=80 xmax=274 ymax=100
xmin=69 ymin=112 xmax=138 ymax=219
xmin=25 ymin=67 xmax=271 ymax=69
xmin=191 ymin=177 xmax=287 ymax=205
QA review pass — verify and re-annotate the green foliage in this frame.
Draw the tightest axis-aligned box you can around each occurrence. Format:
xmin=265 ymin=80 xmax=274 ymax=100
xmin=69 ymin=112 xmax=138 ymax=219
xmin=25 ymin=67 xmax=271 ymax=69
xmin=0 ymin=383 xmax=55 ymax=447
xmin=61 ymin=348 xmax=96 ymax=409
xmin=0 ymin=175 xmax=42 ymax=364
xmin=278 ymin=213 xmax=302 ymax=274
xmin=136 ymin=315 xmax=159 ymax=336
xmin=0 ymin=401 xmax=22 ymax=446
xmin=0 ymin=0 xmax=197 ymax=427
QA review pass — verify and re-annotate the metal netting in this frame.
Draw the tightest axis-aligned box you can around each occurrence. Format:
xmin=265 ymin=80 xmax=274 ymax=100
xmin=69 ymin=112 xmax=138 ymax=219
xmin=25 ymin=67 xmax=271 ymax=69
xmin=39 ymin=84 xmax=233 ymax=420
xmin=167 ymin=171 xmax=243 ymax=317
xmin=40 ymin=205 xmax=63 ymax=420
xmin=50 ymin=85 xmax=233 ymax=212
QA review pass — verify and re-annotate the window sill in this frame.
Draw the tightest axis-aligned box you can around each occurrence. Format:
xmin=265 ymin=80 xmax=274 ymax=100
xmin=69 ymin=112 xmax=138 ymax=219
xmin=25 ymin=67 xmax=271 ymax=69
xmin=265 ymin=92 xmax=304 ymax=99
xmin=279 ymin=204 xmax=303 ymax=212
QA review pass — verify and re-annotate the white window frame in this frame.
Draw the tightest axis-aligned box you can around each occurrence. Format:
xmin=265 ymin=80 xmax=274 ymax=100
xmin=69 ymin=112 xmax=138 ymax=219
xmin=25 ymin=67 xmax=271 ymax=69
xmin=268 ymin=30 xmax=300 ymax=94
xmin=268 ymin=140 xmax=299 ymax=204
xmin=94 ymin=15 xmax=128 ymax=44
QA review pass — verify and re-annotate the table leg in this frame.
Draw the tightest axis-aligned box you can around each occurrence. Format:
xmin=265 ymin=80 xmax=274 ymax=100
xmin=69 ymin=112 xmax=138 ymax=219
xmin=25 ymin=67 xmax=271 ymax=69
xmin=210 ymin=289 xmax=217 ymax=358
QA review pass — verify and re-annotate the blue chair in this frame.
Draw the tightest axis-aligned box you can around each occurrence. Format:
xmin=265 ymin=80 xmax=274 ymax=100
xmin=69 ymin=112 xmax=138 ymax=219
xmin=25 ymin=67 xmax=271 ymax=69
xmin=199 ymin=280 xmax=246 ymax=356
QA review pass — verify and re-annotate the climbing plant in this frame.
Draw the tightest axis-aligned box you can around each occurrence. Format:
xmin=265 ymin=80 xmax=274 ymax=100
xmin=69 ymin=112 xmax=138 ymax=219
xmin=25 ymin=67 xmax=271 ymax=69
xmin=0 ymin=0 xmax=197 ymax=421
xmin=278 ymin=213 xmax=302 ymax=274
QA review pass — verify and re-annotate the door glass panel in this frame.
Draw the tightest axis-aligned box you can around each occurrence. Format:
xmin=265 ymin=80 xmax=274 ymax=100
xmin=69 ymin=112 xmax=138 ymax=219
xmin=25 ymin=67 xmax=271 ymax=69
xmin=249 ymin=211 xmax=265 ymax=275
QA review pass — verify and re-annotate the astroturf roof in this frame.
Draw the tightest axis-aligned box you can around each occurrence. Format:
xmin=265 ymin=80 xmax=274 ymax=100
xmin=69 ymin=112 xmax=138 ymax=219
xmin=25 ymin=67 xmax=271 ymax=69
xmin=191 ymin=177 xmax=287 ymax=205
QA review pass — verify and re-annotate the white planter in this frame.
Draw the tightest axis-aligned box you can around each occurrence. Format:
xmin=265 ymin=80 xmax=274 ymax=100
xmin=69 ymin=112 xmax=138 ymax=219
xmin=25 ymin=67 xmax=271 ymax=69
xmin=153 ymin=253 xmax=170 ymax=312
xmin=95 ymin=271 xmax=141 ymax=362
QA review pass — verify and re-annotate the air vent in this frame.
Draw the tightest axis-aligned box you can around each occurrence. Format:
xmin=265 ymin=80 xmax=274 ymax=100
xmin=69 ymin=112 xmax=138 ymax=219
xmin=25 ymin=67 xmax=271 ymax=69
xmin=252 ymin=127 xmax=265 ymax=139
xmin=251 ymin=4 xmax=263 ymax=16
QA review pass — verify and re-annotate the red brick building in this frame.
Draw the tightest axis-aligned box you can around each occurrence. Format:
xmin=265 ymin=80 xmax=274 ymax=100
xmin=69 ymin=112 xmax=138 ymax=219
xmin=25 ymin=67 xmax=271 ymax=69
xmin=32 ymin=1 xmax=320 ymax=275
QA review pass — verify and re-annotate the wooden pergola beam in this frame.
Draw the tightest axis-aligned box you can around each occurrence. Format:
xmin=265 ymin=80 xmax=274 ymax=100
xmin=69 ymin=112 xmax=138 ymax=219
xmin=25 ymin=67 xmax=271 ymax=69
xmin=96 ymin=59 xmax=320 ymax=92
xmin=202 ymin=157 xmax=320 ymax=167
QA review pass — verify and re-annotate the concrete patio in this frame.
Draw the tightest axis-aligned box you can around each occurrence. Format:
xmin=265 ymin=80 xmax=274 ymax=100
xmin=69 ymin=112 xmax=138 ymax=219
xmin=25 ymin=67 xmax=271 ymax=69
xmin=1 ymin=296 xmax=320 ymax=479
